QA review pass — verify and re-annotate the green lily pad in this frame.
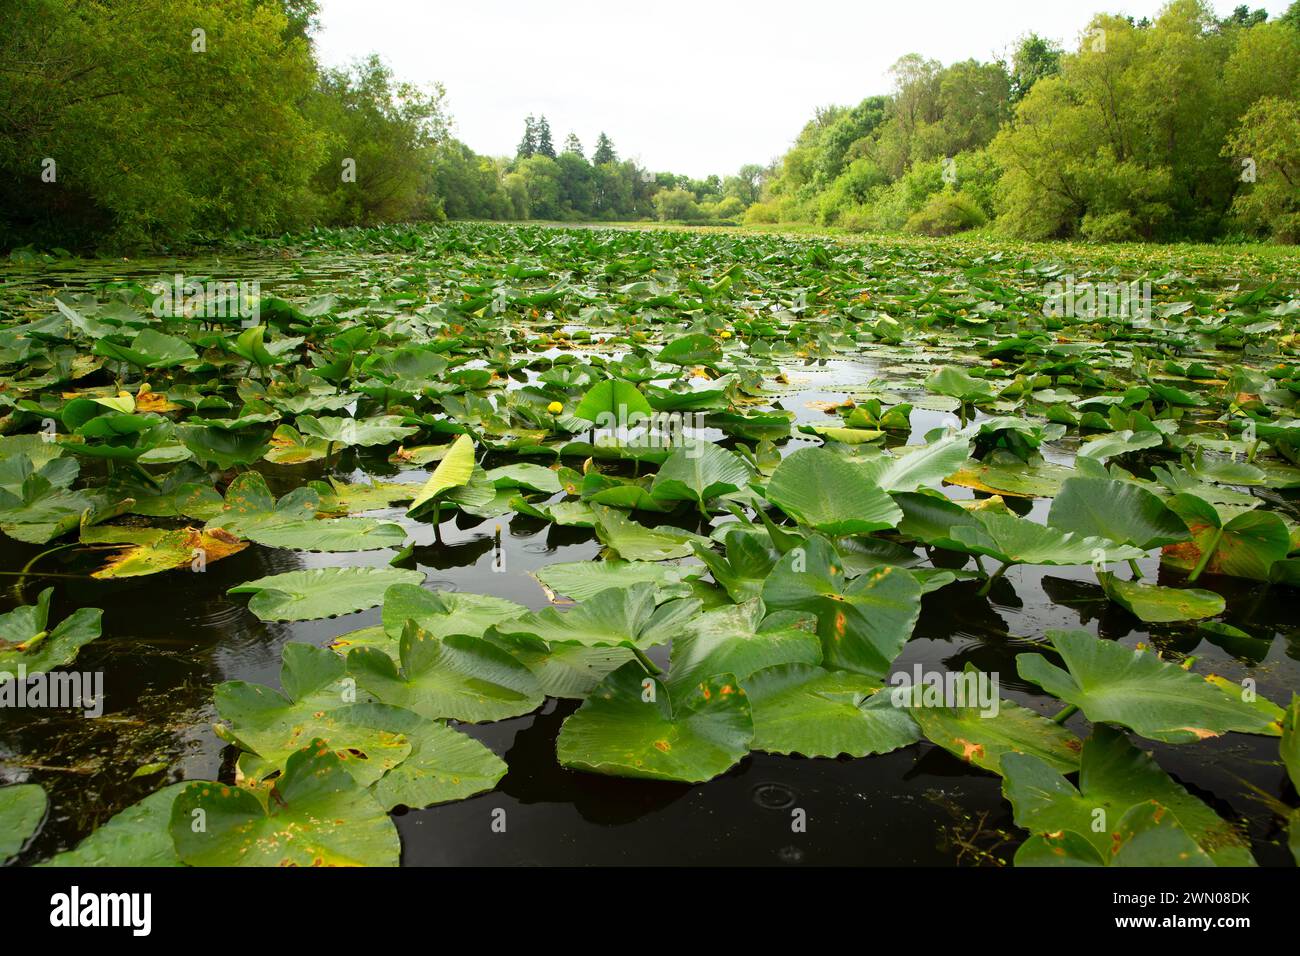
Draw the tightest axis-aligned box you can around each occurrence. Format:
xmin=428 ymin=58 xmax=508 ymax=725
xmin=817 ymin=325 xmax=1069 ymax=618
xmin=1001 ymin=726 xmax=1254 ymax=867
xmin=0 ymin=588 xmax=102 ymax=681
xmin=765 ymin=447 xmax=902 ymax=535
xmin=0 ymin=784 xmax=47 ymax=861
xmin=228 ymin=566 xmax=425 ymax=621
xmin=746 ymin=664 xmax=920 ymax=758
xmin=557 ymin=662 xmax=753 ymax=783
xmin=170 ymin=740 xmax=400 ymax=867
xmin=42 ymin=783 xmax=189 ymax=867
xmin=762 ymin=536 xmax=921 ymax=679
xmin=1097 ymin=572 xmax=1225 ymax=623
xmin=1017 ymin=629 xmax=1278 ymax=743
xmin=348 ymin=622 xmax=544 ymax=722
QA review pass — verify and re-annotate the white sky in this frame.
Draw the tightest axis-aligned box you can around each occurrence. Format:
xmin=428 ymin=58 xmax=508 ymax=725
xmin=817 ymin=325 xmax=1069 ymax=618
xmin=315 ymin=0 xmax=1291 ymax=178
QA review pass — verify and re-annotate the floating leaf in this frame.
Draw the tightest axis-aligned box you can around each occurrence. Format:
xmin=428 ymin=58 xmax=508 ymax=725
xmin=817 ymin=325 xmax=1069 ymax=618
xmin=228 ymin=566 xmax=425 ymax=621
xmin=1017 ymin=629 xmax=1277 ymax=743
xmin=170 ymin=741 xmax=400 ymax=867
xmin=557 ymin=662 xmax=752 ymax=783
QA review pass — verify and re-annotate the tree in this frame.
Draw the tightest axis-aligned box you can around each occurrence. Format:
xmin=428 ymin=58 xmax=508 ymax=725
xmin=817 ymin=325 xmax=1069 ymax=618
xmin=1224 ymin=97 xmax=1300 ymax=241
xmin=0 ymin=0 xmax=325 ymax=248
xmin=563 ymin=132 xmax=583 ymax=157
xmin=592 ymin=132 xmax=617 ymax=165
xmin=1010 ymin=33 xmax=1062 ymax=101
xmin=308 ymin=55 xmax=450 ymax=226
xmin=652 ymin=188 xmax=699 ymax=221
xmin=517 ymin=115 xmax=537 ymax=159
xmin=535 ymin=115 xmax=556 ymax=158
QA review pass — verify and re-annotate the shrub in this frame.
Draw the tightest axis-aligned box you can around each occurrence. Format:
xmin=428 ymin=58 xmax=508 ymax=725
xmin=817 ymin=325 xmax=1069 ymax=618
xmin=903 ymin=190 xmax=986 ymax=236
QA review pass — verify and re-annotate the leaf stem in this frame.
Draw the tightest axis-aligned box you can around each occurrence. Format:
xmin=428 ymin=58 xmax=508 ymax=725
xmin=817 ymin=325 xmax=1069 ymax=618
xmin=1050 ymin=704 xmax=1079 ymax=725
xmin=1127 ymin=558 xmax=1143 ymax=579
xmin=977 ymin=560 xmax=1010 ymax=597
xmin=1186 ymin=527 xmax=1223 ymax=583
xmin=628 ymin=643 xmax=663 ymax=676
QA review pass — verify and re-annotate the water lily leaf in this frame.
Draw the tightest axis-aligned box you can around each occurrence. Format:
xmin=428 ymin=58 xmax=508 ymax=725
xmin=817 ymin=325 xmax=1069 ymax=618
xmin=264 ymin=424 xmax=330 ymax=463
xmin=42 ymin=783 xmax=189 ymax=867
xmin=761 ymin=536 xmax=921 ymax=679
xmin=533 ymin=559 xmax=700 ymax=601
xmin=765 ymin=447 xmax=902 ymax=534
xmin=407 ymin=433 xmax=476 ymax=519
xmin=0 ymin=784 xmax=46 ymax=862
xmin=207 ymin=473 xmax=405 ymax=551
xmin=925 ymin=366 xmax=996 ymax=403
xmin=1016 ymin=629 xmax=1278 ymax=743
xmin=1161 ymin=494 xmax=1290 ymax=581
xmin=952 ymin=511 xmax=1145 ymax=567
xmin=573 ymin=378 xmax=653 ymax=424
xmin=1077 ymin=429 xmax=1165 ymax=461
xmin=216 ymin=643 xmax=414 ymax=786
xmin=1001 ymin=726 xmax=1254 ymax=867
xmin=0 ymin=588 xmax=102 ymax=681
xmin=176 ymin=424 xmax=272 ymax=469
xmin=228 ymin=566 xmax=424 ymax=621
xmin=1097 ymin=572 xmax=1224 ymax=623
xmin=657 ymin=333 xmax=722 ymax=367
xmin=296 ymin=414 xmax=416 ymax=448
xmin=669 ymin=600 xmax=822 ymax=692
xmin=485 ymin=632 xmax=633 ymax=699
xmin=485 ymin=462 xmax=561 ymax=494
xmin=380 ymin=584 xmax=526 ymax=639
xmin=745 ymin=664 xmax=919 ymax=758
xmin=691 ymin=528 xmax=779 ymax=603
xmin=495 ymin=582 xmax=697 ymax=652
xmin=170 ymin=740 xmax=400 ymax=867
xmin=556 ymin=662 xmax=752 ymax=783
xmin=851 ymin=433 xmax=972 ymax=493
xmin=348 ymin=623 xmax=543 ymax=722
xmin=590 ymin=503 xmax=710 ymax=560
xmin=1049 ymin=477 xmax=1190 ymax=550
xmin=1016 ymin=801 xmax=1215 ymax=867
xmin=650 ymin=442 xmax=752 ymax=508
xmin=86 ymin=525 xmax=247 ymax=577
xmin=371 ymin=717 xmax=507 ymax=811
xmin=94 ymin=329 xmax=196 ymax=369
xmin=945 ymin=454 xmax=1075 ymax=498
xmin=901 ymin=666 xmax=1081 ymax=774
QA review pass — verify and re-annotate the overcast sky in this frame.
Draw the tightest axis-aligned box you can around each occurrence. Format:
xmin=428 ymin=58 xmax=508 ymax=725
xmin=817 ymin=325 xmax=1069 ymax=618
xmin=315 ymin=0 xmax=1291 ymax=178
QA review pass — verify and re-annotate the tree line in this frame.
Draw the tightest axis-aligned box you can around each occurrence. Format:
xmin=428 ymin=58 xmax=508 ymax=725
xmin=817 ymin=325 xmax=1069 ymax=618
xmin=0 ymin=0 xmax=756 ymax=249
xmin=2 ymin=0 xmax=1297 ymax=249
xmin=751 ymin=0 xmax=1300 ymax=242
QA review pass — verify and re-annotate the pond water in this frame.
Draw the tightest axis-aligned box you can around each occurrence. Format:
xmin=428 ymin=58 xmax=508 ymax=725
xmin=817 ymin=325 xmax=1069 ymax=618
xmin=2 ymin=237 xmax=1297 ymax=866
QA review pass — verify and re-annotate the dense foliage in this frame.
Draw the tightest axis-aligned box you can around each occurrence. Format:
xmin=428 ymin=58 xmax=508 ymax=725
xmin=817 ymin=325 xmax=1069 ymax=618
xmin=750 ymin=0 xmax=1300 ymax=243
xmin=0 ymin=0 xmax=755 ymax=249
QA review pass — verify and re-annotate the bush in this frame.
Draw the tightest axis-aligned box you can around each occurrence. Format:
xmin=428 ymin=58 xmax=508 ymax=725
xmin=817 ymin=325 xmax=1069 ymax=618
xmin=743 ymin=202 xmax=782 ymax=224
xmin=1080 ymin=211 xmax=1139 ymax=242
xmin=903 ymin=190 xmax=987 ymax=236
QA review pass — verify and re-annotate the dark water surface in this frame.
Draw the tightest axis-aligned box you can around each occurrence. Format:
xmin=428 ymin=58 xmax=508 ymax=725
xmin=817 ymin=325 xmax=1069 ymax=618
xmin=2 ymin=253 xmax=1297 ymax=867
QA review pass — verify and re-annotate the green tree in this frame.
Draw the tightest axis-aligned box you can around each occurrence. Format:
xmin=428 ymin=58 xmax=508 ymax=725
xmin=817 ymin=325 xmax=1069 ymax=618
xmin=1224 ymin=97 xmax=1300 ymax=241
xmin=535 ymin=115 xmax=556 ymax=158
xmin=517 ymin=115 xmax=537 ymax=159
xmin=592 ymin=132 xmax=617 ymax=165
xmin=563 ymin=132 xmax=584 ymax=156
xmin=1009 ymin=33 xmax=1062 ymax=101
xmin=308 ymin=54 xmax=449 ymax=226
xmin=0 ymin=0 xmax=324 ymax=247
